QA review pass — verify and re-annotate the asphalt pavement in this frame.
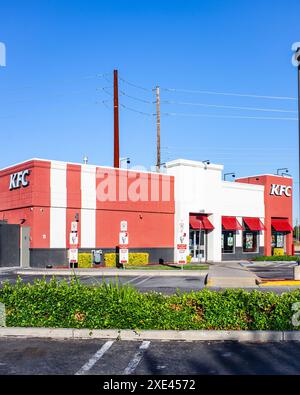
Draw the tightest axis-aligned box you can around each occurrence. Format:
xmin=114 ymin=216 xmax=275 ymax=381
xmin=0 ymin=273 xmax=207 ymax=295
xmin=246 ymin=261 xmax=297 ymax=280
xmin=0 ymin=337 xmax=300 ymax=375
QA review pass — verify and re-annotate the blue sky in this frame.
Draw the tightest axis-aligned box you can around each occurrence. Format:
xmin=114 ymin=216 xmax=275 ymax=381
xmin=0 ymin=0 xmax=299 ymax=219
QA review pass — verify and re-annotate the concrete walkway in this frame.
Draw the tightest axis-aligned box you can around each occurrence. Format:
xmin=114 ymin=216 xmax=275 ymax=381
xmin=206 ymin=262 xmax=260 ymax=288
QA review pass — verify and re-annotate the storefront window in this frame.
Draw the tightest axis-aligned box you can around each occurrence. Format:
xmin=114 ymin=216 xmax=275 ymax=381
xmin=271 ymin=232 xmax=286 ymax=253
xmin=243 ymin=231 xmax=258 ymax=253
xmin=222 ymin=231 xmax=235 ymax=253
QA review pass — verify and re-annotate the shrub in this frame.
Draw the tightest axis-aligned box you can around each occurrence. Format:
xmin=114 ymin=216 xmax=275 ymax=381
xmin=78 ymin=253 xmax=93 ymax=268
xmin=186 ymin=255 xmax=192 ymax=264
xmin=104 ymin=252 xmax=149 ymax=267
xmin=253 ymin=255 xmax=299 ymax=262
xmin=1 ymin=278 xmax=300 ymax=330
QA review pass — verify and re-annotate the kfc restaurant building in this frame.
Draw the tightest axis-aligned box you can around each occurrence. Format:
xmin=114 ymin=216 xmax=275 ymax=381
xmin=0 ymin=157 xmax=293 ymax=267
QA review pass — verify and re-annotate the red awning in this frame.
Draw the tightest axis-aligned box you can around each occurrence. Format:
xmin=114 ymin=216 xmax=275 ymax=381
xmin=222 ymin=216 xmax=243 ymax=230
xmin=189 ymin=215 xmax=214 ymax=230
xmin=271 ymin=218 xmax=293 ymax=232
xmin=243 ymin=217 xmax=265 ymax=231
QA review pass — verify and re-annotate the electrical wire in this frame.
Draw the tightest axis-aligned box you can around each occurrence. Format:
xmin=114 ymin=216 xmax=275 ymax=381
xmin=119 ymin=103 xmax=154 ymax=116
xmin=162 ymin=100 xmax=297 ymax=114
xmin=119 ymin=76 xmax=152 ymax=92
xmin=119 ymin=90 xmax=153 ymax=104
xmin=161 ymin=87 xmax=297 ymax=101
xmin=162 ymin=112 xmax=297 ymax=121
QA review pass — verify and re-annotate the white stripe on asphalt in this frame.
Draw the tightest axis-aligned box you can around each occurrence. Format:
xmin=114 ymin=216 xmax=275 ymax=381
xmin=124 ymin=276 xmax=143 ymax=285
xmin=123 ymin=341 xmax=151 ymax=375
xmin=134 ymin=276 xmax=153 ymax=286
xmin=75 ymin=340 xmax=114 ymax=375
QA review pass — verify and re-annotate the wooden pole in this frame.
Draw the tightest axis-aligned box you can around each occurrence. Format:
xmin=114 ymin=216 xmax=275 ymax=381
xmin=156 ymin=86 xmax=161 ymax=172
xmin=114 ymin=69 xmax=120 ymax=168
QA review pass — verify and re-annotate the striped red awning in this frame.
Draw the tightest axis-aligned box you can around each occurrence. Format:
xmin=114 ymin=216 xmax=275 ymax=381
xmin=222 ymin=216 xmax=243 ymax=230
xmin=271 ymin=218 xmax=293 ymax=232
xmin=243 ymin=217 xmax=265 ymax=231
xmin=189 ymin=215 xmax=214 ymax=230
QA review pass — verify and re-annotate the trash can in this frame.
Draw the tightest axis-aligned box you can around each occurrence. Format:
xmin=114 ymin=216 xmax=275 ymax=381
xmin=92 ymin=249 xmax=103 ymax=266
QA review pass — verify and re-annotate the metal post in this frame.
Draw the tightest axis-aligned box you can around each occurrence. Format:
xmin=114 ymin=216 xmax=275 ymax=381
xmin=156 ymin=86 xmax=161 ymax=172
xmin=114 ymin=70 xmax=120 ymax=168
xmin=298 ymin=64 xmax=300 ymax=233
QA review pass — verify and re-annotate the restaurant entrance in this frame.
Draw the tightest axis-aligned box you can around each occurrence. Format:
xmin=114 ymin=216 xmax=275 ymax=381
xmin=189 ymin=229 xmax=206 ymax=262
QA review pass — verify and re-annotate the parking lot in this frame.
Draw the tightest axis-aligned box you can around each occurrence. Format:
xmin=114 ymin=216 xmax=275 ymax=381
xmin=0 ymin=272 xmax=207 ymax=295
xmin=0 ymin=337 xmax=300 ymax=375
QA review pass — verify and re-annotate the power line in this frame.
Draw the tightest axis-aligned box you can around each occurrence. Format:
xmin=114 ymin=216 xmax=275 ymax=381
xmin=162 ymin=112 xmax=297 ymax=121
xmin=119 ymin=76 xmax=152 ymax=92
xmin=162 ymin=100 xmax=297 ymax=114
xmin=119 ymin=90 xmax=153 ymax=104
xmin=161 ymin=87 xmax=297 ymax=101
xmin=119 ymin=103 xmax=154 ymax=116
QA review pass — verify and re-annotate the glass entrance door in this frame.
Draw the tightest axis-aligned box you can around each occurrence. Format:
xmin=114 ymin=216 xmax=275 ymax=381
xmin=189 ymin=229 xmax=206 ymax=262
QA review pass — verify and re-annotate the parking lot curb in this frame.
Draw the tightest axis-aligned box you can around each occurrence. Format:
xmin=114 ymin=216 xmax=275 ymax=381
xmin=260 ymin=280 xmax=300 ymax=286
xmin=0 ymin=327 xmax=298 ymax=342
xmin=14 ymin=269 xmax=207 ymax=277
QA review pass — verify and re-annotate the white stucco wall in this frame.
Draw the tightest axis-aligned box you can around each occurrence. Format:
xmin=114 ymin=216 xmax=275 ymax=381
xmin=166 ymin=159 xmax=265 ymax=262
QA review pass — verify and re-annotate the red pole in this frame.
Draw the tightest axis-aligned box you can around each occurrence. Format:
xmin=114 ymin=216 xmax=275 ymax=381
xmin=114 ymin=69 xmax=120 ymax=168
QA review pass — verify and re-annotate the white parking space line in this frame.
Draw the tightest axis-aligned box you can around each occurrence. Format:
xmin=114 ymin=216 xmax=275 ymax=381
xmin=123 ymin=341 xmax=151 ymax=375
xmin=75 ymin=340 xmax=114 ymax=375
xmin=123 ymin=276 xmax=143 ymax=285
xmin=134 ymin=276 xmax=153 ymax=286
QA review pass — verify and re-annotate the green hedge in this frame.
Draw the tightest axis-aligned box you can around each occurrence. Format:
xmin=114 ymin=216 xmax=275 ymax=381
xmin=78 ymin=253 xmax=93 ymax=268
xmin=253 ymin=255 xmax=299 ymax=262
xmin=1 ymin=278 xmax=300 ymax=330
xmin=104 ymin=252 xmax=149 ymax=267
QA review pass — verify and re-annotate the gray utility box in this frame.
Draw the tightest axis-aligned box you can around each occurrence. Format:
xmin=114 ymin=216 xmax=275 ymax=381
xmin=92 ymin=249 xmax=103 ymax=265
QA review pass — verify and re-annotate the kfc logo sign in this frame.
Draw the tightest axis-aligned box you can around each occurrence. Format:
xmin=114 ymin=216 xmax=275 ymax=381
xmin=9 ymin=170 xmax=30 ymax=190
xmin=270 ymin=184 xmax=292 ymax=197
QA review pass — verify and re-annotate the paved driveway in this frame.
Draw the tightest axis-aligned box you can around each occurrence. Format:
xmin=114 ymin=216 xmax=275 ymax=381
xmin=246 ymin=262 xmax=298 ymax=280
xmin=0 ymin=338 xmax=300 ymax=375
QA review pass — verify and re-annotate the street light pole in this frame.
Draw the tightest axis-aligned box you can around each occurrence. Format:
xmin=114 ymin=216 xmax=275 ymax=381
xmin=293 ymin=45 xmax=300 ymax=265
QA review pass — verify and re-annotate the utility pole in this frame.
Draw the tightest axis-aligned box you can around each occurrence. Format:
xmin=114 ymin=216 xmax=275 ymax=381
xmin=114 ymin=69 xmax=120 ymax=168
xmin=155 ymin=86 xmax=161 ymax=172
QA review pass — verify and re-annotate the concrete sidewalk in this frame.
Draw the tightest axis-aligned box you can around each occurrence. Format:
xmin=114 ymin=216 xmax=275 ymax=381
xmin=206 ymin=262 xmax=260 ymax=288
xmin=1 ymin=327 xmax=300 ymax=342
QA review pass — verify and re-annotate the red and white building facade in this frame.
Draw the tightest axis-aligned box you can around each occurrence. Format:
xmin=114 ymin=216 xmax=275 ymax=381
xmin=0 ymin=157 xmax=294 ymax=267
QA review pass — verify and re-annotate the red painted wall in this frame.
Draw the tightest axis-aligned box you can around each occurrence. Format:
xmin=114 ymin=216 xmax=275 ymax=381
xmin=0 ymin=160 xmax=175 ymax=250
xmin=95 ymin=168 xmax=174 ymax=248
xmin=0 ymin=160 xmax=51 ymax=248
xmin=236 ymin=175 xmax=293 ymax=255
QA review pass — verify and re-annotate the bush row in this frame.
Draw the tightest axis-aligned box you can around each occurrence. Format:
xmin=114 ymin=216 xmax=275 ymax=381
xmin=253 ymin=255 xmax=299 ymax=262
xmin=77 ymin=252 xmax=149 ymax=268
xmin=1 ymin=278 xmax=300 ymax=330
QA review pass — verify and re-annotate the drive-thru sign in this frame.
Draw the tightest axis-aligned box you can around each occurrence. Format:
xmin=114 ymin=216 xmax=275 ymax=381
xmin=119 ymin=221 xmax=129 ymax=265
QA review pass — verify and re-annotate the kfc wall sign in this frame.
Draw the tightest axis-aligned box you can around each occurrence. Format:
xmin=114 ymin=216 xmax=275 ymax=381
xmin=270 ymin=184 xmax=292 ymax=197
xmin=9 ymin=170 xmax=30 ymax=190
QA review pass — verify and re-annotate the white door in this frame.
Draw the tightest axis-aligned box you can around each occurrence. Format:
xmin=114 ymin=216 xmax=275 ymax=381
xmin=189 ymin=229 xmax=206 ymax=262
